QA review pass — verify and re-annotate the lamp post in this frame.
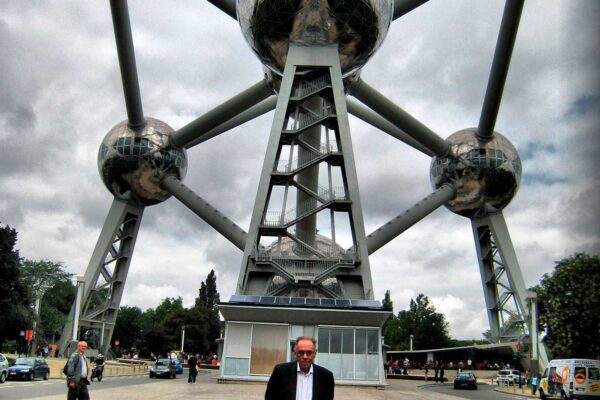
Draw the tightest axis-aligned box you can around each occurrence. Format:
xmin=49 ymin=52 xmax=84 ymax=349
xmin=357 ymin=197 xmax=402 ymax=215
xmin=527 ymin=291 xmax=539 ymax=376
xmin=181 ymin=325 xmax=185 ymax=353
xmin=68 ymin=276 xmax=85 ymax=357
xmin=410 ymin=334 xmax=414 ymax=351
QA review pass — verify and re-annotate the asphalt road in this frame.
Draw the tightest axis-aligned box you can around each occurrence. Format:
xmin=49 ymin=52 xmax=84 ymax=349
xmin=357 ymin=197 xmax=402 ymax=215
xmin=0 ymin=371 xmax=209 ymax=399
xmin=421 ymin=382 xmax=531 ymax=400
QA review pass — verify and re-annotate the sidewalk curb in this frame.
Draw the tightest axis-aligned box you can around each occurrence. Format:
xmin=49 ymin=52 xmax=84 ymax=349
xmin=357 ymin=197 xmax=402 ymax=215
xmin=494 ymin=387 xmax=536 ymax=398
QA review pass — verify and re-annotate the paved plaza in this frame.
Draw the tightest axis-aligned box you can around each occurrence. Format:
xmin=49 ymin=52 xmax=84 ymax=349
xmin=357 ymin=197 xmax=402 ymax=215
xmin=27 ymin=369 xmax=517 ymax=400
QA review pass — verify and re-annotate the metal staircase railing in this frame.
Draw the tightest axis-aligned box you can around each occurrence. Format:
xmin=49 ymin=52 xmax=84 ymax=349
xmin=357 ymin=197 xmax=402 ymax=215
xmin=282 ymin=101 xmax=335 ymax=134
xmin=291 ymin=75 xmax=331 ymax=99
xmin=275 ymin=142 xmax=338 ymax=174
xmin=261 ymin=187 xmax=347 ymax=227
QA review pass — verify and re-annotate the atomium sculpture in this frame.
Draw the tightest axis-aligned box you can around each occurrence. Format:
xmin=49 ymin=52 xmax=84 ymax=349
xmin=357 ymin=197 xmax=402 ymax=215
xmin=59 ymin=0 xmax=547 ymax=381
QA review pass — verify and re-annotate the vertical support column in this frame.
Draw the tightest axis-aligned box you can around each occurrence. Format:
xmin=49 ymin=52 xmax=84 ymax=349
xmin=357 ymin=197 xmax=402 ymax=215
xmin=472 ymin=212 xmax=529 ymax=342
xmin=58 ymin=198 xmax=144 ymax=355
xmin=235 ymin=45 xmax=374 ymax=299
xmin=471 ymin=219 xmax=501 ymax=338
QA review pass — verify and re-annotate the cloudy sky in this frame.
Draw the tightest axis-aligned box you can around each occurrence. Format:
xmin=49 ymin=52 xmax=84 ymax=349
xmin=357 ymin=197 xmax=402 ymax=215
xmin=1 ymin=1 xmax=598 ymax=340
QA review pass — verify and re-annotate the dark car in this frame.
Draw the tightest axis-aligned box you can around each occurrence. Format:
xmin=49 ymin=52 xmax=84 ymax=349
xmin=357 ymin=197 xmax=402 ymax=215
xmin=7 ymin=357 xmax=50 ymax=381
xmin=149 ymin=359 xmax=176 ymax=379
xmin=454 ymin=372 xmax=477 ymax=390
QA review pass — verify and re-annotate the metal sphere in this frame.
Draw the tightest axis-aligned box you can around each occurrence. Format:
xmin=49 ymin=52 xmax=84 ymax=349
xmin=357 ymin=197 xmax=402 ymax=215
xmin=237 ymin=0 xmax=393 ymax=77
xmin=98 ymin=118 xmax=187 ymax=206
xmin=429 ymin=128 xmax=522 ymax=218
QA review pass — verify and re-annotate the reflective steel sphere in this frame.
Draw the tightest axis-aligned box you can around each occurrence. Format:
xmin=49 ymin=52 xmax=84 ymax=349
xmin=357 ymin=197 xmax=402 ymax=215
xmin=98 ymin=118 xmax=187 ymax=206
xmin=238 ymin=0 xmax=393 ymax=77
xmin=429 ymin=128 xmax=522 ymax=218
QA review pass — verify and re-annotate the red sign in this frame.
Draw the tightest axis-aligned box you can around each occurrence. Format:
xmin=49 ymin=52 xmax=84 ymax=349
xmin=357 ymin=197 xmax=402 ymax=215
xmin=25 ymin=330 xmax=33 ymax=341
xmin=114 ymin=340 xmax=120 ymax=346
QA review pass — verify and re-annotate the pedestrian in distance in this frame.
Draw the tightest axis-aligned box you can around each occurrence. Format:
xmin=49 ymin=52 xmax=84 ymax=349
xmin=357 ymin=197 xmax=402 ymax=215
xmin=265 ymin=336 xmax=334 ymax=400
xmin=424 ymin=362 xmax=429 ymax=382
xmin=531 ymin=373 xmax=540 ymax=395
xmin=66 ymin=341 xmax=91 ymax=400
xmin=439 ymin=360 xmax=445 ymax=383
xmin=433 ymin=361 xmax=439 ymax=383
xmin=187 ymin=353 xmax=198 ymax=384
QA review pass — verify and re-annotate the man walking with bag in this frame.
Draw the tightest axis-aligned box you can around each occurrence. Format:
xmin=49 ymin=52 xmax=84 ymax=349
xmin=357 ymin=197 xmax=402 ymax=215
xmin=67 ymin=341 xmax=91 ymax=400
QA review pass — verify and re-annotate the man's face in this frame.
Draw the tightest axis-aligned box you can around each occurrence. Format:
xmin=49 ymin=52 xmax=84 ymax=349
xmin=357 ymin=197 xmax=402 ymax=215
xmin=78 ymin=341 xmax=88 ymax=354
xmin=294 ymin=339 xmax=316 ymax=373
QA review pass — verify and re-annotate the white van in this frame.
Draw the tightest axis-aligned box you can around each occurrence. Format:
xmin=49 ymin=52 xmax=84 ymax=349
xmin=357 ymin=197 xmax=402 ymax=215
xmin=538 ymin=359 xmax=599 ymax=399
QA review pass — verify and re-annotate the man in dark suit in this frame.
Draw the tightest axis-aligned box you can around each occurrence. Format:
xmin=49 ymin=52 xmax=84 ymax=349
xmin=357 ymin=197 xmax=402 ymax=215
xmin=265 ymin=336 xmax=334 ymax=400
xmin=187 ymin=353 xmax=198 ymax=383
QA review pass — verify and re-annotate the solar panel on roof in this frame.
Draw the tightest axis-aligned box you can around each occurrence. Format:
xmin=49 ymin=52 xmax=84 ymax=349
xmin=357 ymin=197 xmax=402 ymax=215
xmin=275 ymin=296 xmax=290 ymax=304
xmin=365 ymin=300 xmax=382 ymax=307
xmin=320 ymin=298 xmax=335 ymax=306
xmin=247 ymin=295 xmax=260 ymax=303
xmin=335 ymin=299 xmax=351 ymax=306
xmin=291 ymin=297 xmax=305 ymax=305
xmin=230 ymin=295 xmax=246 ymax=302
xmin=305 ymin=298 xmax=320 ymax=305
xmin=260 ymin=296 xmax=276 ymax=303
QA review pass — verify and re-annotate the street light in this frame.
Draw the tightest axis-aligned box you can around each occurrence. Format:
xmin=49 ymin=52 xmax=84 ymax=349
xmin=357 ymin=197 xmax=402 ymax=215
xmin=181 ymin=326 xmax=185 ymax=353
xmin=526 ymin=291 xmax=539 ymax=375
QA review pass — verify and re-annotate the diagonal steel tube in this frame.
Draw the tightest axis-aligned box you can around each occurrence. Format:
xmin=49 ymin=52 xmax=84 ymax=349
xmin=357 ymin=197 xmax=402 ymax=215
xmin=477 ymin=0 xmax=524 ymax=142
xmin=185 ymin=96 xmax=276 ymax=149
xmin=161 ymin=175 xmax=247 ymax=251
xmin=393 ymin=0 xmax=430 ymax=20
xmin=351 ymin=79 xmax=449 ymax=157
xmin=346 ymin=99 xmax=434 ymax=157
xmin=365 ymin=183 xmax=456 ymax=255
xmin=171 ymin=80 xmax=273 ymax=148
xmin=207 ymin=0 xmax=237 ymax=20
xmin=110 ymin=0 xmax=144 ymax=129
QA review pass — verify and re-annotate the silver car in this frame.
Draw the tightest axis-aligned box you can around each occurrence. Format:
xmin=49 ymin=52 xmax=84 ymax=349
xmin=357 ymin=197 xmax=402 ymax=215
xmin=0 ymin=353 xmax=9 ymax=383
xmin=496 ymin=369 xmax=526 ymax=385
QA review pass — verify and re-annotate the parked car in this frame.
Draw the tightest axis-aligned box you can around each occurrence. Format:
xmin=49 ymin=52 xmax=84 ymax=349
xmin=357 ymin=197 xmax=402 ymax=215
xmin=496 ymin=369 xmax=525 ymax=385
xmin=7 ymin=357 xmax=50 ymax=381
xmin=538 ymin=359 xmax=600 ymax=400
xmin=149 ymin=359 xmax=176 ymax=379
xmin=454 ymin=372 xmax=478 ymax=390
xmin=171 ymin=358 xmax=184 ymax=374
xmin=0 ymin=353 xmax=9 ymax=383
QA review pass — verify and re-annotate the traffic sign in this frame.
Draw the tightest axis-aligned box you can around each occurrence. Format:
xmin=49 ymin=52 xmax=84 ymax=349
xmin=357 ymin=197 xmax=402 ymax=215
xmin=114 ymin=339 xmax=120 ymax=346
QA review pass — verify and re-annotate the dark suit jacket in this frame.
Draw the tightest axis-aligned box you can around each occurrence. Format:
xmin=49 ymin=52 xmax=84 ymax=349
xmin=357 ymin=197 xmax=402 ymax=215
xmin=265 ymin=361 xmax=334 ymax=400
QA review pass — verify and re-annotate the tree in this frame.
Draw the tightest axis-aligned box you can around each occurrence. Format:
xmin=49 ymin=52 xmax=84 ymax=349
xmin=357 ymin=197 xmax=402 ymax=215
xmin=37 ymin=279 xmax=76 ymax=344
xmin=394 ymin=294 xmax=450 ymax=350
xmin=19 ymin=259 xmax=73 ymax=352
xmin=195 ymin=269 xmax=221 ymax=353
xmin=532 ymin=253 xmax=600 ymax=359
xmin=112 ymin=306 xmax=144 ymax=351
xmin=0 ymin=223 xmax=31 ymax=351
xmin=381 ymin=290 xmax=400 ymax=348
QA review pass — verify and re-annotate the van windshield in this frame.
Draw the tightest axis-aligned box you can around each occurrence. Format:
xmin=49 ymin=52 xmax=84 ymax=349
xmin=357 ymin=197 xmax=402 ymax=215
xmin=542 ymin=368 xmax=549 ymax=378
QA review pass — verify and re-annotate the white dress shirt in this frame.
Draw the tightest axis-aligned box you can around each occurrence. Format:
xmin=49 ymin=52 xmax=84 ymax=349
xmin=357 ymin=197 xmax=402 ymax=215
xmin=80 ymin=354 xmax=87 ymax=377
xmin=296 ymin=363 xmax=314 ymax=400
